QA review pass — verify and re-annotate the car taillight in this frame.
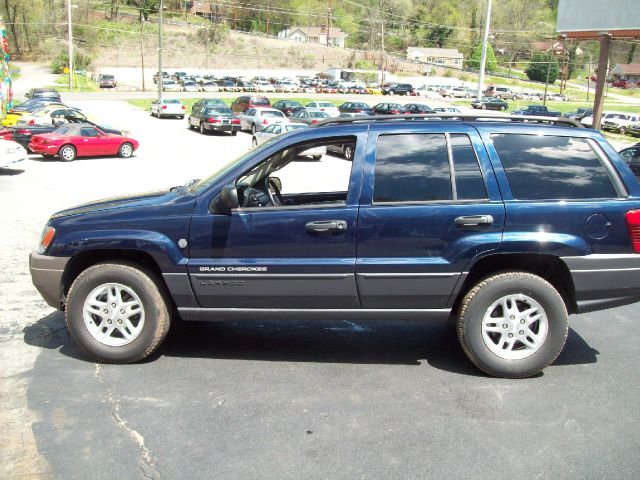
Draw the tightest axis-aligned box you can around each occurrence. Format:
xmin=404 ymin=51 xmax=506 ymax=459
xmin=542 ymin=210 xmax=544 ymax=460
xmin=311 ymin=120 xmax=318 ymax=124
xmin=207 ymin=118 xmax=220 ymax=123
xmin=263 ymin=119 xmax=269 ymax=125
xmin=181 ymin=105 xmax=186 ymax=110
xmin=626 ymin=210 xmax=640 ymax=253
xmin=231 ymin=118 xmax=240 ymax=124
xmin=391 ymin=110 xmax=400 ymax=114
xmin=17 ymin=129 xmax=31 ymax=134
xmin=28 ymin=119 xmax=35 ymax=125
xmin=161 ymin=105 xmax=167 ymax=110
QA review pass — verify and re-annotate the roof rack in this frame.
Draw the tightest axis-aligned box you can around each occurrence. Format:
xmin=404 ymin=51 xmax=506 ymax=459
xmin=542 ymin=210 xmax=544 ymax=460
xmin=314 ymin=113 xmax=584 ymax=129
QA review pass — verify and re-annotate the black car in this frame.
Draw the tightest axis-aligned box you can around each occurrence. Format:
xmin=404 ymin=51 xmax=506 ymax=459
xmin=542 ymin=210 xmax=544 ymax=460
xmin=619 ymin=143 xmax=640 ymax=178
xmin=188 ymin=105 xmax=240 ymax=135
xmin=471 ymin=97 xmax=509 ymax=111
xmin=272 ymin=100 xmax=304 ymax=117
xmin=404 ymin=103 xmax=434 ymax=114
xmin=382 ymin=83 xmax=414 ymax=96
xmin=372 ymin=103 xmax=407 ymax=115
xmin=10 ymin=116 xmax=123 ymax=150
xmin=26 ymin=88 xmax=61 ymax=103
xmin=339 ymin=102 xmax=374 ymax=115
xmin=98 ymin=74 xmax=117 ymax=88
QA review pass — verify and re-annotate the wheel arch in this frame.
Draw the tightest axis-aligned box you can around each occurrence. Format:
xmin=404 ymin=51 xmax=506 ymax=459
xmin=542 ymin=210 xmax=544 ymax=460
xmin=449 ymin=253 xmax=577 ymax=315
xmin=61 ymin=249 xmax=172 ymax=307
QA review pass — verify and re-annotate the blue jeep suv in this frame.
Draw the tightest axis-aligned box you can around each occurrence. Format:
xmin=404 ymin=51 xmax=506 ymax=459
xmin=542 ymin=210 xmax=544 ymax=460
xmin=29 ymin=114 xmax=640 ymax=378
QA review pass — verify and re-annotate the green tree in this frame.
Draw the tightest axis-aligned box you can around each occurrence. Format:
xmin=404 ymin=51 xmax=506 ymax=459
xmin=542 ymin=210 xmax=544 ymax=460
xmin=467 ymin=42 xmax=497 ymax=72
xmin=525 ymin=52 xmax=560 ymax=83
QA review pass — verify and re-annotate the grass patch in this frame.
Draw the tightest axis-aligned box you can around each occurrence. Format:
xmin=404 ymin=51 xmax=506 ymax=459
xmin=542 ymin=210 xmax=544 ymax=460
xmin=51 ymin=74 xmax=99 ymax=92
xmin=452 ymin=99 xmax=640 ymax=115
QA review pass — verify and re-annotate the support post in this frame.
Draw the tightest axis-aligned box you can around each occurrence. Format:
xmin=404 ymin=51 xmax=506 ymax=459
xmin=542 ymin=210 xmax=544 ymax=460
xmin=593 ymin=34 xmax=611 ymax=131
xmin=140 ymin=19 xmax=145 ymax=92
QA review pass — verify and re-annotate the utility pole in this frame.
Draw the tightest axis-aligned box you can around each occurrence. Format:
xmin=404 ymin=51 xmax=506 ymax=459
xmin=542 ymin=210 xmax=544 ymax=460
xmin=380 ymin=20 xmax=385 ymax=84
xmin=158 ymin=0 xmax=163 ymax=103
xmin=67 ymin=0 xmax=73 ymax=91
xmin=593 ymin=34 xmax=611 ymax=131
xmin=140 ymin=19 xmax=145 ymax=92
xmin=205 ymin=27 xmax=209 ymax=70
xmin=326 ymin=5 xmax=331 ymax=47
xmin=543 ymin=55 xmax=551 ymax=106
xmin=266 ymin=1 xmax=270 ymax=36
xmin=476 ymin=0 xmax=492 ymax=101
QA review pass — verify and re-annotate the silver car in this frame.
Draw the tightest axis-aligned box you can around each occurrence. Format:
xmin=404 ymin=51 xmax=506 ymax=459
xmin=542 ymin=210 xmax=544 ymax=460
xmin=239 ymin=107 xmax=287 ymax=133
xmin=252 ymin=122 xmax=326 ymax=159
xmin=291 ymin=108 xmax=331 ymax=125
xmin=251 ymin=122 xmax=308 ymax=147
xmin=161 ymin=80 xmax=181 ymax=92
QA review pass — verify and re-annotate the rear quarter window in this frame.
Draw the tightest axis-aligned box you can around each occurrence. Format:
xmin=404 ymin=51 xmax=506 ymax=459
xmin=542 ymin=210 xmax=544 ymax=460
xmin=491 ymin=134 xmax=619 ymax=200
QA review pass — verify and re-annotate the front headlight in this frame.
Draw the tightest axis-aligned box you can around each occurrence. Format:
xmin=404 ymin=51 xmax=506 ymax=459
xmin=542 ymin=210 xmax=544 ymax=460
xmin=36 ymin=225 xmax=56 ymax=254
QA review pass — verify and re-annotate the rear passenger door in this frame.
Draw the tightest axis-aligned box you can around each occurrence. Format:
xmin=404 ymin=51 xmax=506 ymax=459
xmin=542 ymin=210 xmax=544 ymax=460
xmin=356 ymin=124 xmax=505 ymax=309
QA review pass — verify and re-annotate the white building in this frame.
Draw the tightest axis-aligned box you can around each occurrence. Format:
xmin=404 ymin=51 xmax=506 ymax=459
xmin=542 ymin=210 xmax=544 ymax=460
xmin=278 ymin=26 xmax=347 ymax=48
xmin=406 ymin=47 xmax=464 ymax=68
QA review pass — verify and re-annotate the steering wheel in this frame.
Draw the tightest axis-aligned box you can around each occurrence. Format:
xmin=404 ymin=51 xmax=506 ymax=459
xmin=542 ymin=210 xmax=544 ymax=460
xmin=265 ymin=177 xmax=284 ymax=206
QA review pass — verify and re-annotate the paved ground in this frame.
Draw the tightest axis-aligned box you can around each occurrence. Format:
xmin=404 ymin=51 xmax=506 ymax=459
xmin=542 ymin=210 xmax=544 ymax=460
xmin=2 ymin=94 xmax=640 ymax=479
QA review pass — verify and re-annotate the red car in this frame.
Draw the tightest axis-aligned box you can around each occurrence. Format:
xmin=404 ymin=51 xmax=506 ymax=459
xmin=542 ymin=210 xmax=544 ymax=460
xmin=28 ymin=123 xmax=139 ymax=162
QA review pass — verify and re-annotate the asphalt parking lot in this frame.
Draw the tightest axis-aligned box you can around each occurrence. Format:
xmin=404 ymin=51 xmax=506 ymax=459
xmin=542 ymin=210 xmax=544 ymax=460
xmin=2 ymin=99 xmax=640 ymax=479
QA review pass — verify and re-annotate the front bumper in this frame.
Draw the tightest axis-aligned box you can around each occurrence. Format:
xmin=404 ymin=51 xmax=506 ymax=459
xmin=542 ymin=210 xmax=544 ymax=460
xmin=29 ymin=253 xmax=70 ymax=309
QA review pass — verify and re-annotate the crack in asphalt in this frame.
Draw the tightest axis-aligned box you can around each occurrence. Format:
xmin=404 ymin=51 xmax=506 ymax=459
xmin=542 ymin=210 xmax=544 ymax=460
xmin=95 ymin=364 xmax=161 ymax=480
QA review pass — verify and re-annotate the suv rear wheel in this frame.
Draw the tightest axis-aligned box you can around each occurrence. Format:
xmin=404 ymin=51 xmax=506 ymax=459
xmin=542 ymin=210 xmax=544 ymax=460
xmin=457 ymin=272 xmax=568 ymax=378
xmin=66 ymin=263 xmax=171 ymax=363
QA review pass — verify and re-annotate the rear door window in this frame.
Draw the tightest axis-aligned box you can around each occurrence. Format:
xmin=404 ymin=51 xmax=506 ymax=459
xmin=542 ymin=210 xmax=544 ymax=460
xmin=491 ymin=134 xmax=619 ymax=200
xmin=373 ymin=134 xmax=452 ymax=202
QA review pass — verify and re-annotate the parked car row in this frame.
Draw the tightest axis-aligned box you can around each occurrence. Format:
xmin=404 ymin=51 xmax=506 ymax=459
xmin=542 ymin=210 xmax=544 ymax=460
xmin=0 ymin=89 xmax=140 ymax=165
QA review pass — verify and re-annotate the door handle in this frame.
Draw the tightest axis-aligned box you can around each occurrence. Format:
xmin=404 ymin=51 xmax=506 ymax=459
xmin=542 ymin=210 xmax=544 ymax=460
xmin=454 ymin=215 xmax=494 ymax=228
xmin=305 ymin=220 xmax=348 ymax=235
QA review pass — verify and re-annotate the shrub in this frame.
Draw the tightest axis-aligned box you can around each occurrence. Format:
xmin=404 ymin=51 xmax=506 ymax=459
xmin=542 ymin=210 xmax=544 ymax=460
xmin=51 ymin=51 xmax=92 ymax=74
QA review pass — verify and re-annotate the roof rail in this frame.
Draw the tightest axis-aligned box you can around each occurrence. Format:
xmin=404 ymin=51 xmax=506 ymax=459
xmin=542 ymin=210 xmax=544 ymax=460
xmin=314 ymin=113 xmax=584 ymax=129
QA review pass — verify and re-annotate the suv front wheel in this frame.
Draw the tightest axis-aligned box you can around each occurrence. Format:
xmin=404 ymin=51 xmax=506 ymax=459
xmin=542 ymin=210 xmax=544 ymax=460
xmin=457 ymin=272 xmax=568 ymax=378
xmin=66 ymin=263 xmax=171 ymax=363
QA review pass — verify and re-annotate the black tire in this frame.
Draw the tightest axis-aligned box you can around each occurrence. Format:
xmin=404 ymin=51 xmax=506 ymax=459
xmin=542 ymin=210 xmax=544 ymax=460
xmin=500 ymin=105 xmax=507 ymax=111
xmin=231 ymin=130 xmax=238 ymax=136
xmin=66 ymin=263 xmax=171 ymax=363
xmin=58 ymin=144 xmax=76 ymax=162
xmin=481 ymin=104 xmax=487 ymax=110
xmin=187 ymin=118 xmax=193 ymax=130
xmin=619 ymin=127 xmax=627 ymax=135
xmin=200 ymin=122 xmax=206 ymax=135
xmin=457 ymin=272 xmax=568 ymax=378
xmin=251 ymin=123 xmax=257 ymax=134
xmin=252 ymin=137 xmax=258 ymax=147
xmin=118 ymin=142 xmax=134 ymax=158
xmin=343 ymin=145 xmax=354 ymax=161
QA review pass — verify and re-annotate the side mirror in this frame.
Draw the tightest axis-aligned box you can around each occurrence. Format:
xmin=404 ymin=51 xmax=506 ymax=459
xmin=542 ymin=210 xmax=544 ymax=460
xmin=211 ymin=184 xmax=239 ymax=214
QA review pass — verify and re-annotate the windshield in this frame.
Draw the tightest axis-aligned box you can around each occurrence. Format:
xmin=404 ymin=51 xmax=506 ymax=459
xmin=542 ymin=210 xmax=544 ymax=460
xmin=253 ymin=98 xmax=270 ymax=106
xmin=285 ymin=124 xmax=307 ymax=132
xmin=206 ymin=108 xmax=232 ymax=115
xmin=189 ymin=143 xmax=273 ymax=193
xmin=55 ymin=125 xmax=72 ymax=135
xmin=163 ymin=99 xmax=181 ymax=104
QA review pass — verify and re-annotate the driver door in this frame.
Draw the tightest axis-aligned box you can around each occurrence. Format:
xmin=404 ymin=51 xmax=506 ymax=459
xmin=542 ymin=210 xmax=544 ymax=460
xmin=187 ymin=132 xmax=366 ymax=309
